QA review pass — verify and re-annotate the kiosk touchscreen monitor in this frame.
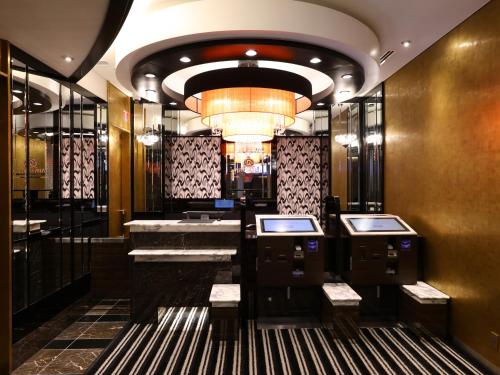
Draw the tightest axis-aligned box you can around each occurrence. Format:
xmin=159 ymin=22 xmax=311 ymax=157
xmin=347 ymin=217 xmax=407 ymax=233
xmin=261 ymin=218 xmax=317 ymax=233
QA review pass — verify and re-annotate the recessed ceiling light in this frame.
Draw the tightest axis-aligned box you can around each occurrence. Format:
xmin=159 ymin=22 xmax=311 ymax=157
xmin=317 ymin=102 xmax=325 ymax=106
xmin=33 ymin=102 xmax=42 ymax=106
xmin=341 ymin=74 xmax=353 ymax=80
xmin=401 ymin=40 xmax=411 ymax=48
xmin=179 ymin=56 xmax=191 ymax=63
xmin=13 ymin=89 xmax=22 ymax=94
xmin=339 ymin=90 xmax=351 ymax=94
xmin=245 ymin=49 xmax=257 ymax=57
xmin=64 ymin=56 xmax=74 ymax=62
xmin=370 ymin=49 xmax=378 ymax=57
xmin=144 ymin=73 xmax=156 ymax=78
xmin=310 ymin=57 xmax=322 ymax=64
xmin=145 ymin=89 xmax=156 ymax=94
xmin=169 ymin=102 xmax=177 ymax=106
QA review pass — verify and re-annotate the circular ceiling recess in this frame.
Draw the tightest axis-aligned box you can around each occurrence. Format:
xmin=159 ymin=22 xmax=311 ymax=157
xmin=131 ymin=39 xmax=365 ymax=109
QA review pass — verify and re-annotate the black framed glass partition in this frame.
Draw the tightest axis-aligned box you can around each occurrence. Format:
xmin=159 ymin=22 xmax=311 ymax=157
xmin=330 ymin=84 xmax=384 ymax=213
xmin=10 ymin=57 xmax=108 ymax=328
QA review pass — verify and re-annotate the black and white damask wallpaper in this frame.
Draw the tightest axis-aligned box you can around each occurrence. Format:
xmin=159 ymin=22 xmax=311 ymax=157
xmin=62 ymin=137 xmax=95 ymax=199
xmin=165 ymin=137 xmax=221 ymax=199
xmin=277 ymin=137 xmax=321 ymax=219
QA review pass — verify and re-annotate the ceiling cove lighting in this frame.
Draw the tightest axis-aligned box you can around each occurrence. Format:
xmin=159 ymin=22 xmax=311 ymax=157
xmin=179 ymin=56 xmax=191 ymax=63
xmin=184 ymin=67 xmax=312 ymax=143
xmin=310 ymin=57 xmax=322 ymax=64
xmin=401 ymin=40 xmax=412 ymax=48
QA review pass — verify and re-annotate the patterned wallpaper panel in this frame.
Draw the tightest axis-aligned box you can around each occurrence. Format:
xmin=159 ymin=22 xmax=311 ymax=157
xmin=62 ymin=137 xmax=95 ymax=199
xmin=165 ymin=137 xmax=221 ymax=199
xmin=277 ymin=137 xmax=321 ymax=219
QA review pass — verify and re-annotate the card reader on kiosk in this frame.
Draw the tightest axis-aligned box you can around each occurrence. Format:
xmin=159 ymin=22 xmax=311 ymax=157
xmin=255 ymin=215 xmax=324 ymax=317
xmin=340 ymin=214 xmax=418 ymax=285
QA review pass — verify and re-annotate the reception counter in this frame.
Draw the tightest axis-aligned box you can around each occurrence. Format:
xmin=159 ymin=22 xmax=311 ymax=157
xmin=124 ymin=219 xmax=240 ymax=322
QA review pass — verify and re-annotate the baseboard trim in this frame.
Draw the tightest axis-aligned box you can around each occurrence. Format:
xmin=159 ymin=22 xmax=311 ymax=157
xmin=452 ymin=337 xmax=500 ymax=374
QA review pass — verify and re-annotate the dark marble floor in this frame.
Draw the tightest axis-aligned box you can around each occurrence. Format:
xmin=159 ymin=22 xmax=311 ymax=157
xmin=13 ymin=299 xmax=130 ymax=375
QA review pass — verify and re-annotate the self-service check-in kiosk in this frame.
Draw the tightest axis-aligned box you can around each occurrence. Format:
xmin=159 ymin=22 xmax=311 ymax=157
xmin=255 ymin=215 xmax=324 ymax=318
xmin=341 ymin=214 xmax=418 ymax=285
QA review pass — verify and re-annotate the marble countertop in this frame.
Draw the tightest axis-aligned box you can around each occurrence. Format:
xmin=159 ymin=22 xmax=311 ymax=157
xmin=401 ymin=281 xmax=450 ymax=304
xmin=128 ymin=248 xmax=237 ymax=262
xmin=12 ymin=220 xmax=46 ymax=233
xmin=323 ymin=283 xmax=362 ymax=306
xmin=210 ymin=284 xmax=240 ymax=305
xmin=124 ymin=220 xmax=240 ymax=233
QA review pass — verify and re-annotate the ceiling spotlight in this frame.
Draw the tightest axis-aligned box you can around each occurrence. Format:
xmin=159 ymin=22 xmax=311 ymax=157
xmin=169 ymin=102 xmax=177 ymax=106
xmin=33 ymin=102 xmax=42 ymax=106
xmin=179 ymin=56 xmax=191 ymax=63
xmin=341 ymin=74 xmax=353 ymax=80
xmin=245 ymin=49 xmax=257 ymax=57
xmin=310 ymin=57 xmax=322 ymax=64
xmin=317 ymin=102 xmax=325 ymax=106
xmin=64 ymin=56 xmax=74 ymax=62
xmin=401 ymin=40 xmax=412 ymax=48
xmin=339 ymin=90 xmax=351 ymax=94
xmin=12 ymin=89 xmax=22 ymax=94
xmin=144 ymin=73 xmax=156 ymax=78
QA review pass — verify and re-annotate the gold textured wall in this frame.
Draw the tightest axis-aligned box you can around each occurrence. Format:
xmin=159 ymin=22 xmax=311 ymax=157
xmin=385 ymin=1 xmax=500 ymax=367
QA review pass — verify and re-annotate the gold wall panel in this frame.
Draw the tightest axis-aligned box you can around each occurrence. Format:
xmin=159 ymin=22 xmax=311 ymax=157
xmin=107 ymin=83 xmax=131 ymax=237
xmin=385 ymin=1 xmax=500 ymax=367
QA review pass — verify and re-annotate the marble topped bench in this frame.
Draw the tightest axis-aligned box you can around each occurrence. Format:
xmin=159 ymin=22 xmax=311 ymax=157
xmin=399 ymin=281 xmax=450 ymax=338
xmin=210 ymin=284 xmax=240 ymax=341
xmin=321 ymin=283 xmax=362 ymax=338
xmin=128 ymin=249 xmax=237 ymax=262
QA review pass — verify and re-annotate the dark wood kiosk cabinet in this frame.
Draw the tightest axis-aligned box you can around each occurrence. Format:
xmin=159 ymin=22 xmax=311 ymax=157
xmin=255 ymin=215 xmax=324 ymax=319
xmin=340 ymin=214 xmax=418 ymax=286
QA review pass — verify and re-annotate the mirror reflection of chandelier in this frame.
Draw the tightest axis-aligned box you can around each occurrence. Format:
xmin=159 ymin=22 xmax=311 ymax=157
xmin=185 ymin=67 xmax=312 ymax=143
xmin=334 ymin=133 xmax=358 ymax=148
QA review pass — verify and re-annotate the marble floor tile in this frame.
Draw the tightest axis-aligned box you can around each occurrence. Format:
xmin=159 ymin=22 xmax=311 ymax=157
xmin=40 ymin=349 xmax=102 ymax=375
xmin=12 ymin=349 xmax=62 ymax=375
xmin=80 ymin=322 xmax=125 ymax=339
xmin=57 ymin=323 xmax=92 ymax=340
xmin=84 ymin=307 xmax=110 ymax=316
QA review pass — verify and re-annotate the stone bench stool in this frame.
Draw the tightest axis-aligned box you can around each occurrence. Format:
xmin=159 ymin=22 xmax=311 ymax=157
xmin=210 ymin=284 xmax=240 ymax=341
xmin=399 ymin=281 xmax=450 ymax=338
xmin=321 ymin=283 xmax=362 ymax=338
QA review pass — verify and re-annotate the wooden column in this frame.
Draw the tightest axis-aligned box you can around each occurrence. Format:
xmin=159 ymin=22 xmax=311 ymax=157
xmin=0 ymin=39 xmax=13 ymax=375
xmin=107 ymin=83 xmax=131 ymax=237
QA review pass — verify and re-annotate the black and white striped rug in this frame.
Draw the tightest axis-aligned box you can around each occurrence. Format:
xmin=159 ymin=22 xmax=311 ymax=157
xmin=87 ymin=307 xmax=489 ymax=375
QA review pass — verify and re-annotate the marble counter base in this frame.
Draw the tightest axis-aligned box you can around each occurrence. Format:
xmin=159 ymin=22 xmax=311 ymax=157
xmin=129 ymin=249 xmax=236 ymax=262
xmin=401 ymin=281 xmax=450 ymax=304
xmin=130 ymin=232 xmax=239 ymax=250
xmin=132 ymin=262 xmax=231 ymax=323
xmin=125 ymin=220 xmax=240 ymax=233
xmin=323 ymin=283 xmax=362 ymax=306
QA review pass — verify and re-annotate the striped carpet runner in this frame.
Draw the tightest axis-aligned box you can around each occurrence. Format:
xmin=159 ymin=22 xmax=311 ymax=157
xmin=87 ymin=307 xmax=489 ymax=375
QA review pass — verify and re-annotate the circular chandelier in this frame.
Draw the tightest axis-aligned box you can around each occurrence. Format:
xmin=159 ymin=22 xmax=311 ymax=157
xmin=184 ymin=67 xmax=312 ymax=142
